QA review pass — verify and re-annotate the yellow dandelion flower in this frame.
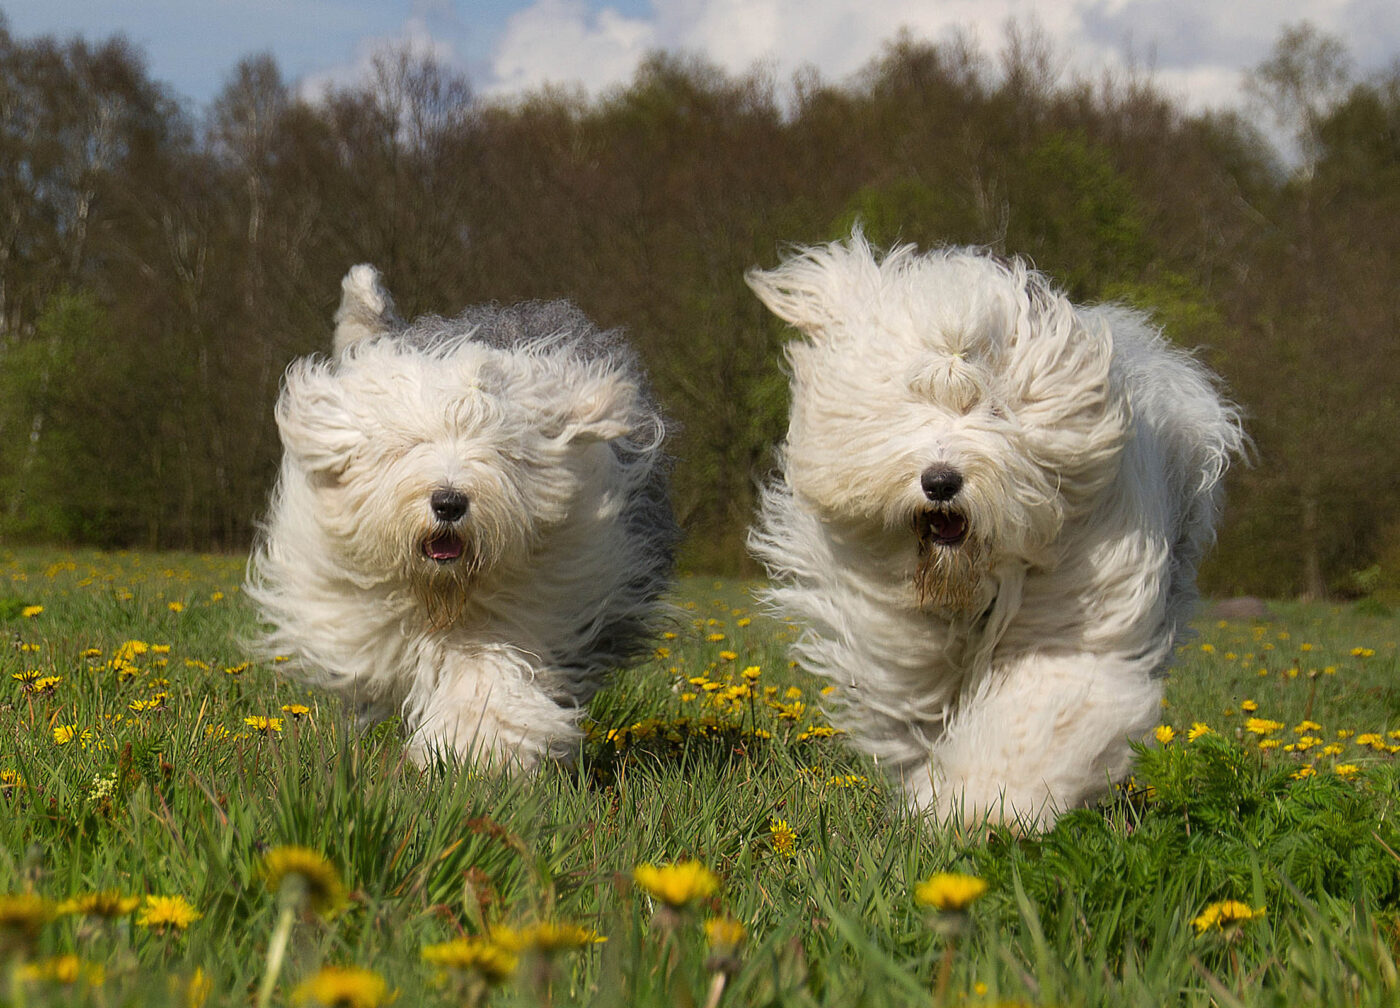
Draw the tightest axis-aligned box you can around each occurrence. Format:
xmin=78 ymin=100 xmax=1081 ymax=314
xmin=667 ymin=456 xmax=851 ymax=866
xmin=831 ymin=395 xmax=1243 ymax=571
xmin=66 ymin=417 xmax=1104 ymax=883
xmin=1245 ymin=718 xmax=1283 ymax=735
xmin=1321 ymin=744 xmax=1345 ymax=757
xmin=741 ymin=665 xmax=762 ymax=680
xmin=737 ymin=617 xmax=752 ymax=627
xmin=17 ymin=954 xmax=104 ymax=986
xmin=1292 ymin=720 xmax=1322 ymax=734
xmin=915 ymin=872 xmax=988 ymax=912
xmin=633 ymin=860 xmax=720 ymax=907
xmin=57 ymin=890 xmax=141 ymax=918
xmin=503 ymin=920 xmax=605 ymax=953
xmin=718 ymin=650 xmax=738 ymax=661
xmin=1334 ymin=763 xmax=1361 ymax=779
xmin=769 ymin=818 xmax=797 ymax=859
xmin=1351 ymin=647 xmax=1375 ymax=658
xmin=291 ymin=965 xmax=390 ymax=1008
xmin=706 ymin=633 xmax=725 ymax=643
xmin=1192 ymin=900 xmax=1266 ymax=934
xmin=259 ymin=846 xmax=346 ymax=915
xmin=52 ymin=723 xmax=78 ymax=745
xmin=1187 ymin=722 xmax=1213 ymax=741
xmin=1154 ymin=725 xmax=1176 ymax=745
xmin=184 ymin=967 xmax=213 ymax=1008
xmin=1240 ymin=700 xmax=1258 ymax=712
xmin=825 ymin=773 xmax=869 ymax=788
xmin=1357 ymin=733 xmax=1387 ymax=750
xmin=0 ymin=892 xmax=55 ymax=940
xmin=773 ymin=701 xmax=806 ymax=721
xmin=167 ymin=602 xmax=185 ymax=614
xmin=281 ymin=703 xmax=311 ymax=720
xmin=137 ymin=895 xmax=201 ymax=932
xmin=244 ymin=716 xmax=284 ymax=735
xmin=115 ymin=640 xmax=149 ymax=661
xmin=21 ymin=605 xmax=43 ymax=618
xmin=1291 ymin=765 xmax=1316 ymax=780
xmin=704 ymin=916 xmax=747 ymax=952
xmin=421 ymin=938 xmax=518 ymax=983
xmin=31 ymin=675 xmax=61 ymax=695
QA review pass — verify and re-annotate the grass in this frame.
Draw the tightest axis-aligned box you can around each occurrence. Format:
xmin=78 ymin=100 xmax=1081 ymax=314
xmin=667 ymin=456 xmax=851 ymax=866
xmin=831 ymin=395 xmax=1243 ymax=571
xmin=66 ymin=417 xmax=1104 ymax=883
xmin=1 ymin=548 xmax=1398 ymax=1006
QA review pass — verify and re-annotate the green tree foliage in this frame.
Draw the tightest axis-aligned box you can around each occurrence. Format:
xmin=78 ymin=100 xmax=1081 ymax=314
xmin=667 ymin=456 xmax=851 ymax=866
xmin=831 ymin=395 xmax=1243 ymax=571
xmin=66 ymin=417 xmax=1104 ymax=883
xmin=0 ymin=17 xmax=1396 ymax=594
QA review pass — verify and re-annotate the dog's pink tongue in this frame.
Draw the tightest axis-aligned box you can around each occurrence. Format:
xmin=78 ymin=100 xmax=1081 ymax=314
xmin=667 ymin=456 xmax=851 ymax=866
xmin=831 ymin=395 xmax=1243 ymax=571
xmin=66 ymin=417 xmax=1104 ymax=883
xmin=930 ymin=512 xmax=967 ymax=543
xmin=424 ymin=534 xmax=464 ymax=561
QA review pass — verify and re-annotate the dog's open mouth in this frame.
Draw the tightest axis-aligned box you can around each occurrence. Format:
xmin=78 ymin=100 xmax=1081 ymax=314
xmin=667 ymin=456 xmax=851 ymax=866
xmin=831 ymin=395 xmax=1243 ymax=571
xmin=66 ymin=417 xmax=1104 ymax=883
xmin=422 ymin=532 xmax=466 ymax=563
xmin=916 ymin=508 xmax=969 ymax=549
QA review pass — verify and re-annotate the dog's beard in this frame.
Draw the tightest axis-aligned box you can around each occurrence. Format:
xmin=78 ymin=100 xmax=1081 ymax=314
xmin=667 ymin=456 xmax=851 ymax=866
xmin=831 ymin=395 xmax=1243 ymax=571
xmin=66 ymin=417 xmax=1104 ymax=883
xmin=913 ymin=510 xmax=985 ymax=614
xmin=410 ymin=526 xmax=483 ymax=632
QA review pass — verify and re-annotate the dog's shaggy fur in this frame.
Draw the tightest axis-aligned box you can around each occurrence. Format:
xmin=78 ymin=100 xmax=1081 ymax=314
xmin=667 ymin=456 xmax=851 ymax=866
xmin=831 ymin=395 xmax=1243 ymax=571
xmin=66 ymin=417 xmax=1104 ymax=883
xmin=247 ymin=266 xmax=677 ymax=769
xmin=748 ymin=235 xmax=1245 ymax=829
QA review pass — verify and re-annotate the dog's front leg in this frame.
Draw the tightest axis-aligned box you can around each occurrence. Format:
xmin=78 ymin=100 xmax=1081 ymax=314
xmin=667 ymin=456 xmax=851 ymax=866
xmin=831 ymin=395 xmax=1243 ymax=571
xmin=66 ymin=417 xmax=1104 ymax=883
xmin=903 ymin=652 xmax=1162 ymax=830
xmin=402 ymin=643 xmax=582 ymax=772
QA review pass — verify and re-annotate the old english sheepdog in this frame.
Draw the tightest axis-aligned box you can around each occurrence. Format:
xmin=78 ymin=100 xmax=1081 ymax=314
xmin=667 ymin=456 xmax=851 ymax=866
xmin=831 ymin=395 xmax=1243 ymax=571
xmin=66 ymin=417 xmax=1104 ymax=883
xmin=247 ymin=266 xmax=678 ymax=769
xmin=747 ymin=235 xmax=1244 ymax=829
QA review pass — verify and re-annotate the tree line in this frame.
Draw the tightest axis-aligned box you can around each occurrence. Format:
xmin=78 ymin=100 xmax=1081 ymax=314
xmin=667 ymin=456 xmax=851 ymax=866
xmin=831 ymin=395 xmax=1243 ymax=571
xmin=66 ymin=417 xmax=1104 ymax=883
xmin=0 ymin=14 xmax=1397 ymax=599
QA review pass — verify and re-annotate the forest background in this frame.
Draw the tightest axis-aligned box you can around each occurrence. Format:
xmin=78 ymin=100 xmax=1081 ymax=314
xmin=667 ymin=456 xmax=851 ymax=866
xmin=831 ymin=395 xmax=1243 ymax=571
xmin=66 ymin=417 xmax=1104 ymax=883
xmin=0 ymin=13 xmax=1396 ymax=600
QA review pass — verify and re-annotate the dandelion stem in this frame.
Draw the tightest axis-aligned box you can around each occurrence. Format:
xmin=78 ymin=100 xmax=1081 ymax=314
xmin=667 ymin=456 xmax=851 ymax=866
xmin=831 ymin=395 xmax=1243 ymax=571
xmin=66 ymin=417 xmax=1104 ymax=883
xmin=933 ymin=940 xmax=955 ymax=1004
xmin=702 ymin=971 xmax=727 ymax=1008
xmin=255 ymin=902 xmax=296 ymax=1008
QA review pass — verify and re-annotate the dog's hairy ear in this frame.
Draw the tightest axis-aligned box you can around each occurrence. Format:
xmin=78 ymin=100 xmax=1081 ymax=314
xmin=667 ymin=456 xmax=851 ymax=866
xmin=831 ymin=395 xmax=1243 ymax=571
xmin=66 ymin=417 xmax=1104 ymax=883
xmin=745 ymin=234 xmax=882 ymax=338
xmin=333 ymin=264 xmax=399 ymax=357
xmin=275 ymin=361 xmax=360 ymax=478
xmin=544 ymin=370 xmax=634 ymax=443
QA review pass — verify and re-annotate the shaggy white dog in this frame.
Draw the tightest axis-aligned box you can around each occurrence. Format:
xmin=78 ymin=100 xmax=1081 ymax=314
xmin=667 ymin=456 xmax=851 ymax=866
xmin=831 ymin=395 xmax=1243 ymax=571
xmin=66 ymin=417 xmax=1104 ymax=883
xmin=748 ymin=235 xmax=1244 ymax=829
xmin=247 ymin=266 xmax=677 ymax=769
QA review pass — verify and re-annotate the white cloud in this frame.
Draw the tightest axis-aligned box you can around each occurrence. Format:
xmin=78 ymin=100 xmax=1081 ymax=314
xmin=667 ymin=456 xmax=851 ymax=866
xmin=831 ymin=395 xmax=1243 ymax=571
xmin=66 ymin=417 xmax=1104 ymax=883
xmin=488 ymin=0 xmax=656 ymax=96
xmin=297 ymin=7 xmax=466 ymax=104
xmin=482 ymin=0 xmax=1397 ymax=111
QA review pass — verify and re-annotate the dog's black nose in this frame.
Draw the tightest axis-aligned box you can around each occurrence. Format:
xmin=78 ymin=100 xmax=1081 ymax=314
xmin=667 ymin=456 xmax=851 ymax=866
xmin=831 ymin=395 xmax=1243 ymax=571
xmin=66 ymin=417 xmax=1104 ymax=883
xmin=920 ymin=467 xmax=963 ymax=503
xmin=430 ymin=488 xmax=469 ymax=523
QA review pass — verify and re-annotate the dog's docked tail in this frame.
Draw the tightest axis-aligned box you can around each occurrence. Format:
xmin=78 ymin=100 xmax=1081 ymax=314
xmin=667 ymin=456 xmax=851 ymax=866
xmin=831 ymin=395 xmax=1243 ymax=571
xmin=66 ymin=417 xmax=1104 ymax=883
xmin=333 ymin=264 xmax=400 ymax=357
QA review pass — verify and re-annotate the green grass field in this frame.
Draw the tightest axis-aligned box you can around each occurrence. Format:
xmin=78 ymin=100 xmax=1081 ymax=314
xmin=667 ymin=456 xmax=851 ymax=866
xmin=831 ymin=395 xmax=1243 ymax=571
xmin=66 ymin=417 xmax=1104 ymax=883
xmin=2 ymin=549 xmax=1398 ymax=1007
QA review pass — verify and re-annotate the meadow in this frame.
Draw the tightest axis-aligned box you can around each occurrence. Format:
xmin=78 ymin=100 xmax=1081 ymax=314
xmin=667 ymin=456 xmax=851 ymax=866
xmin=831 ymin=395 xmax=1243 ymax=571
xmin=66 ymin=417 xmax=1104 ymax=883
xmin=1 ymin=548 xmax=1398 ymax=1007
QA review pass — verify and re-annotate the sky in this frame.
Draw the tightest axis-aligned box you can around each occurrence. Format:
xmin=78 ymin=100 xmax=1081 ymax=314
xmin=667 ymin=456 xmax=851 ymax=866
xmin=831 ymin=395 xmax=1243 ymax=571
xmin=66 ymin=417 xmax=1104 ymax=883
xmin=3 ymin=0 xmax=1398 ymax=116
